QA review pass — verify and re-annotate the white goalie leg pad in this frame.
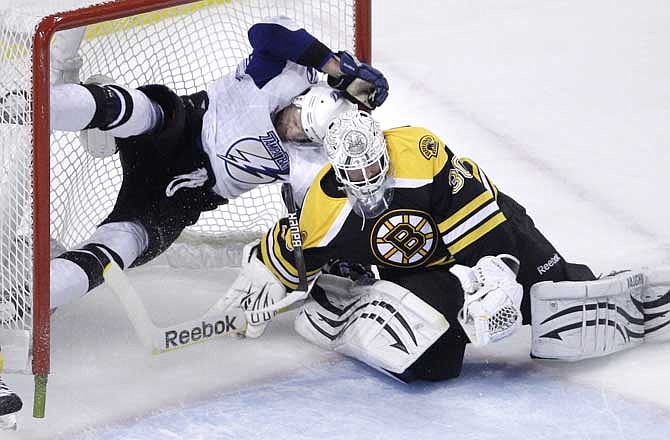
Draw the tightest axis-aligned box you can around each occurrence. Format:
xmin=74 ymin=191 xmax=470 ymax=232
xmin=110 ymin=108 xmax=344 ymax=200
xmin=640 ymin=266 xmax=670 ymax=342
xmin=295 ymin=277 xmax=449 ymax=375
xmin=293 ymin=274 xmax=358 ymax=349
xmin=450 ymin=254 xmax=523 ymax=346
xmin=531 ymin=270 xmax=653 ymax=361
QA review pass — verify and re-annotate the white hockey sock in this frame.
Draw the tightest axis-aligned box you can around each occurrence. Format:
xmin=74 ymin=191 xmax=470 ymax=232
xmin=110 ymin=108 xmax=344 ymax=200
xmin=50 ymin=222 xmax=148 ymax=309
xmin=50 ymin=83 xmax=96 ymax=131
xmin=102 ymin=86 xmax=163 ymax=138
xmin=50 ymin=83 xmax=162 ymax=137
xmin=84 ymin=221 xmax=148 ymax=266
xmin=50 ymin=258 xmax=90 ymax=309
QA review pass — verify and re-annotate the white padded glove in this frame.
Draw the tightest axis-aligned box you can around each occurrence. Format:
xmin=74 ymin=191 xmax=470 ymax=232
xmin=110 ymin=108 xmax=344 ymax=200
xmin=227 ymin=241 xmax=287 ymax=338
xmin=450 ymin=254 xmax=523 ymax=346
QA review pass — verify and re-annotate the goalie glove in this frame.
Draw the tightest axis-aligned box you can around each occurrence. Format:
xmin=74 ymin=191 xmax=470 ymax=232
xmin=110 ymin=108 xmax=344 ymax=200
xmin=328 ymin=51 xmax=389 ymax=109
xmin=449 ymin=254 xmax=523 ymax=346
xmin=227 ymin=242 xmax=287 ymax=338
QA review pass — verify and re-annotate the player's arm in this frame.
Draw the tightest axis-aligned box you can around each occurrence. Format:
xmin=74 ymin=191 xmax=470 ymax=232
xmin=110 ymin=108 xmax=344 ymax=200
xmin=247 ymin=17 xmax=388 ymax=108
xmin=223 ymin=216 xmax=329 ymax=339
xmin=258 ymin=216 xmax=327 ymax=291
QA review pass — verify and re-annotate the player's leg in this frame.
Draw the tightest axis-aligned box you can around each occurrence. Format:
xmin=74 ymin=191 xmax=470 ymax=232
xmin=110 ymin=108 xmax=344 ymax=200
xmin=51 ymin=80 xmax=164 ymax=139
xmin=531 ymin=266 xmax=670 ymax=360
xmin=296 ymin=267 xmax=467 ymax=382
xmin=294 ymin=273 xmax=451 ymax=381
xmin=381 ymin=268 xmax=470 ymax=381
xmin=50 ymin=86 xmax=200 ymax=308
xmin=50 ymin=221 xmax=148 ymax=309
xmin=497 ymin=191 xmax=597 ymax=323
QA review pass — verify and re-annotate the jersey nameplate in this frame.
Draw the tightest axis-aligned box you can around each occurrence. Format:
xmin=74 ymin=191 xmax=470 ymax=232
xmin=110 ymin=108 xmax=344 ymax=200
xmin=370 ymin=209 xmax=438 ymax=268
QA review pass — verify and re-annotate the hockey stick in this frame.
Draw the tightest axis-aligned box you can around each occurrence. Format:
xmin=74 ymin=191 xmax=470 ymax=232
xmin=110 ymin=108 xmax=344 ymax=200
xmin=249 ymin=183 xmax=311 ymax=315
xmin=282 ymin=182 xmax=309 ymax=292
xmin=103 ymin=262 xmax=246 ymax=354
xmin=103 ymin=184 xmax=308 ymax=352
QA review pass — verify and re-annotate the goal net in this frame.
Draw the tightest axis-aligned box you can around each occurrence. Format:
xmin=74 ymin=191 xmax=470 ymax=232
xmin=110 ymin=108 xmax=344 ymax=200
xmin=0 ymin=0 xmax=369 ymax=416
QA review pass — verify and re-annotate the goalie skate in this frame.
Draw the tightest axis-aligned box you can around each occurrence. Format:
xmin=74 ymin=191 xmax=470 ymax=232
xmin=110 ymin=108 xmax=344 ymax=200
xmin=0 ymin=376 xmax=23 ymax=430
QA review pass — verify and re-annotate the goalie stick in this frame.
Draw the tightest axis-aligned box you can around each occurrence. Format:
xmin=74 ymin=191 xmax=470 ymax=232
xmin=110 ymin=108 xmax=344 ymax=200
xmin=282 ymin=182 xmax=309 ymax=292
xmin=103 ymin=262 xmax=246 ymax=354
xmin=102 ymin=183 xmax=308 ymax=352
xmin=249 ymin=183 xmax=311 ymax=314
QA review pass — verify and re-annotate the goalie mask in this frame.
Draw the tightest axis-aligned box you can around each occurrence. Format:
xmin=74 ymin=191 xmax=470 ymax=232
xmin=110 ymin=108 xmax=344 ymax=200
xmin=324 ymin=109 xmax=393 ymax=218
xmin=292 ymin=83 xmax=356 ymax=142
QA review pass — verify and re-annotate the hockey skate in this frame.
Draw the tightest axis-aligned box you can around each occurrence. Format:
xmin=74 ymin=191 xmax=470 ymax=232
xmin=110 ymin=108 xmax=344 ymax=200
xmin=0 ymin=376 xmax=23 ymax=430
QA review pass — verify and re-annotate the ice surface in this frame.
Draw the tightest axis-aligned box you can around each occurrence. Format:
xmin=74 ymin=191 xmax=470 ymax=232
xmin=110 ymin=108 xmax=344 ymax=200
xmin=5 ymin=0 xmax=670 ymax=438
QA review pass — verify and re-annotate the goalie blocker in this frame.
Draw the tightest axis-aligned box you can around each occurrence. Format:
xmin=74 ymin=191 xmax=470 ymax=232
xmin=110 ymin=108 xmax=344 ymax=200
xmin=531 ymin=267 xmax=670 ymax=360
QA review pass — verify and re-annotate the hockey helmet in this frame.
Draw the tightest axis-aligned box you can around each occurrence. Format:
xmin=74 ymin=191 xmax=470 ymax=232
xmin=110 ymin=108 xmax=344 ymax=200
xmin=292 ymin=83 xmax=356 ymax=142
xmin=324 ymin=109 xmax=392 ymax=218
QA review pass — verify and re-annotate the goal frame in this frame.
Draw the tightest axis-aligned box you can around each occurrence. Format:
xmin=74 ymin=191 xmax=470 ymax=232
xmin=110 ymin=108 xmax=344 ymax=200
xmin=28 ymin=0 xmax=372 ymax=417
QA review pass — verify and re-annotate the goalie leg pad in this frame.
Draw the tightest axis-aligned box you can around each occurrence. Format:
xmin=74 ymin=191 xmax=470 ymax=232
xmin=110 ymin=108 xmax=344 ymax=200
xmin=295 ymin=277 xmax=449 ymax=375
xmin=530 ymin=268 xmax=670 ymax=360
xmin=640 ymin=266 xmax=670 ymax=342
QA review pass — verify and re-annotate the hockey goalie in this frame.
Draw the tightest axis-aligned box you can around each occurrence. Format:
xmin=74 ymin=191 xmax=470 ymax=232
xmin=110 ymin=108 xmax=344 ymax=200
xmin=218 ymin=109 xmax=670 ymax=382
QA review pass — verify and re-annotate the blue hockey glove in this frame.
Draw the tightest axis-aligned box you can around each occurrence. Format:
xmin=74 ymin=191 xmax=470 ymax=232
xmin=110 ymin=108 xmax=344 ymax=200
xmin=328 ymin=51 xmax=389 ymax=109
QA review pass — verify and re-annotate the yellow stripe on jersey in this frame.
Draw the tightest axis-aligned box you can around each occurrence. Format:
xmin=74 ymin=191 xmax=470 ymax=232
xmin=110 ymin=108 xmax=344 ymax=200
xmin=384 ymin=127 xmax=449 ymax=181
xmin=438 ymin=191 xmax=493 ymax=233
xmin=447 ymin=212 xmax=507 ymax=255
xmin=426 ymin=255 xmax=456 ymax=267
xmin=261 ymin=224 xmax=295 ymax=288
xmin=261 ymin=224 xmax=321 ymax=290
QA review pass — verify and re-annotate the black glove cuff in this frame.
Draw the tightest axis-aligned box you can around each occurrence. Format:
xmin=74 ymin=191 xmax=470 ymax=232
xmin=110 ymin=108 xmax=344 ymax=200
xmin=327 ymin=74 xmax=353 ymax=90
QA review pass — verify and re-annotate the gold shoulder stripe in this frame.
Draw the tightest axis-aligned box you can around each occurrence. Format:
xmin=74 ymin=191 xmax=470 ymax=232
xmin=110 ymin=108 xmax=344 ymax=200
xmin=438 ymin=191 xmax=493 ymax=233
xmin=447 ymin=212 xmax=507 ymax=255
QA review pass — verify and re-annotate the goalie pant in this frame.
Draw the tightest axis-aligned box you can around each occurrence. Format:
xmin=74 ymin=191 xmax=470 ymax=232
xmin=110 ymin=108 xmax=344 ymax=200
xmin=375 ymin=194 xmax=596 ymax=382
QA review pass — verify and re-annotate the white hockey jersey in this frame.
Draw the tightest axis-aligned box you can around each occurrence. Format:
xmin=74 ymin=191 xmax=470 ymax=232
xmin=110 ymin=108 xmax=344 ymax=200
xmin=200 ymin=17 xmax=332 ymax=202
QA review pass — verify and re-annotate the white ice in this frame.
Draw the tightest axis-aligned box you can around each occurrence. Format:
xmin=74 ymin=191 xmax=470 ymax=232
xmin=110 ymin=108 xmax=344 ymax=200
xmin=6 ymin=0 xmax=670 ymax=438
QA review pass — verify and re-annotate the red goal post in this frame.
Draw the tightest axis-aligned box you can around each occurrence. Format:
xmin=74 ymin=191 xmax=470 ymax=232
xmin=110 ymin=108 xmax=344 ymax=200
xmin=0 ymin=0 xmax=371 ymax=418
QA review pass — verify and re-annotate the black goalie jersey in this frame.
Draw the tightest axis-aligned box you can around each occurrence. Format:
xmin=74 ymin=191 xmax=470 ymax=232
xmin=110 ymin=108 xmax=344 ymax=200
xmin=259 ymin=126 xmax=521 ymax=290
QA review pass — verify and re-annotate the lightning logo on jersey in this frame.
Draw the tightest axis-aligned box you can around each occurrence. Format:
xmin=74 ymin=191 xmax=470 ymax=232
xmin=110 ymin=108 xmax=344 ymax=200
xmin=217 ymin=131 xmax=289 ymax=185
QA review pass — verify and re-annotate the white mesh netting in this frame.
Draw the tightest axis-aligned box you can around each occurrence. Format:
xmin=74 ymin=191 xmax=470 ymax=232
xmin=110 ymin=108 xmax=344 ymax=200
xmin=0 ymin=0 xmax=358 ymax=336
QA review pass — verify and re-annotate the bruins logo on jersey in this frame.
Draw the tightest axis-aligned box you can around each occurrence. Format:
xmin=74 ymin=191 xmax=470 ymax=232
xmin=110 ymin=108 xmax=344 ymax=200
xmin=370 ymin=209 xmax=438 ymax=268
xmin=419 ymin=135 xmax=439 ymax=160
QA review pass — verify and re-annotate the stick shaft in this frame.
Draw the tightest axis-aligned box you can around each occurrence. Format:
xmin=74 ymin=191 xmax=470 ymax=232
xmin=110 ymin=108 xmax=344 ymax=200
xmin=281 ymin=183 xmax=308 ymax=291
